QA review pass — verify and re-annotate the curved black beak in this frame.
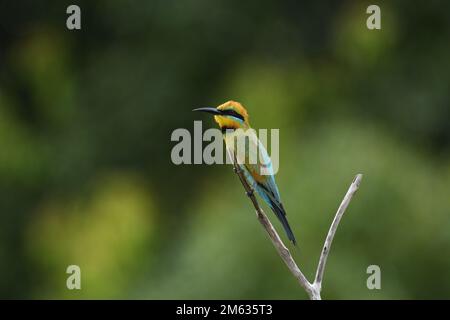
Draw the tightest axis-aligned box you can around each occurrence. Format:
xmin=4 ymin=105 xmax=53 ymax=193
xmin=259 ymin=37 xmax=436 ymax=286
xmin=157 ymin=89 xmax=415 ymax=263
xmin=192 ymin=107 xmax=223 ymax=115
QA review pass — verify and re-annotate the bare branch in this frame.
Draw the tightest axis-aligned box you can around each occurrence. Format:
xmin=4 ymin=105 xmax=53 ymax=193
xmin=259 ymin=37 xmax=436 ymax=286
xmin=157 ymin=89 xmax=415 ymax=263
xmin=230 ymin=155 xmax=315 ymax=299
xmin=228 ymin=149 xmax=362 ymax=300
xmin=255 ymin=209 xmax=317 ymax=298
xmin=313 ymin=174 xmax=363 ymax=290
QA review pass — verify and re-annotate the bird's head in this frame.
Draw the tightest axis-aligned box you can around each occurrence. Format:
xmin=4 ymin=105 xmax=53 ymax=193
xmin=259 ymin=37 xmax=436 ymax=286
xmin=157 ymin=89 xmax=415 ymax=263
xmin=193 ymin=100 xmax=250 ymax=131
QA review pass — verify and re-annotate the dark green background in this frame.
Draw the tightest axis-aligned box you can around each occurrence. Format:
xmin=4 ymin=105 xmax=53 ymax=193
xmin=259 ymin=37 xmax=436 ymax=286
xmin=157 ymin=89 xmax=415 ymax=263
xmin=0 ymin=1 xmax=449 ymax=299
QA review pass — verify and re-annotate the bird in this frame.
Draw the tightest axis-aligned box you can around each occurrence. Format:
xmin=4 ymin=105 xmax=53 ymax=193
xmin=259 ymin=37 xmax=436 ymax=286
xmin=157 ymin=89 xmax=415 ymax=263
xmin=193 ymin=100 xmax=297 ymax=245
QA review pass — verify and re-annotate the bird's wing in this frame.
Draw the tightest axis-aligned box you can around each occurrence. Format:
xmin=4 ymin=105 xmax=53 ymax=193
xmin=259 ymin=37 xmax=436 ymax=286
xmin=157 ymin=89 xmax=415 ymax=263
xmin=236 ymin=132 xmax=282 ymax=203
xmin=234 ymin=132 xmax=296 ymax=245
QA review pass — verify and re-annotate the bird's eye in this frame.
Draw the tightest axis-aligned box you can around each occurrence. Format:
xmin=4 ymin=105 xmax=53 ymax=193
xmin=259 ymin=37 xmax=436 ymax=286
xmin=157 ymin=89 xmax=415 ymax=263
xmin=222 ymin=109 xmax=244 ymax=121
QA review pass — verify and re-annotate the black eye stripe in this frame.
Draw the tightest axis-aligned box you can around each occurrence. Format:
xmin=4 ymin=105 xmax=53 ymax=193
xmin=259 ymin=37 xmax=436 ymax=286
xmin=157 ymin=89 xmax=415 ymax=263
xmin=222 ymin=109 xmax=245 ymax=121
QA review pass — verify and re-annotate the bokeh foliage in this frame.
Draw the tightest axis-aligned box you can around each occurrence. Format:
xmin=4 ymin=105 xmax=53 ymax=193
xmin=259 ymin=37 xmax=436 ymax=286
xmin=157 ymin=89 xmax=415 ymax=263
xmin=0 ymin=0 xmax=449 ymax=299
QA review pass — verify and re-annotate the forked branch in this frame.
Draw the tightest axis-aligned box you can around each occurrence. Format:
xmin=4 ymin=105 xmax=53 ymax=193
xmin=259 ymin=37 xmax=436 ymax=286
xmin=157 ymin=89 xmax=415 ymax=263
xmin=231 ymin=154 xmax=362 ymax=300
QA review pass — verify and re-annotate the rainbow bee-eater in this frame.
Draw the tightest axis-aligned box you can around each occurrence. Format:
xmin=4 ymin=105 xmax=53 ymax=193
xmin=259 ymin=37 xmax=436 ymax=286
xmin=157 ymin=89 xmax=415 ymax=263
xmin=193 ymin=101 xmax=297 ymax=245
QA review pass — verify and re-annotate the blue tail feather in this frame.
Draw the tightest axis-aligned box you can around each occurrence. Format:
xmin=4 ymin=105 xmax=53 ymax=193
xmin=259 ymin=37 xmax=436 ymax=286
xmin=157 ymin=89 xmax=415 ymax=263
xmin=268 ymin=199 xmax=297 ymax=246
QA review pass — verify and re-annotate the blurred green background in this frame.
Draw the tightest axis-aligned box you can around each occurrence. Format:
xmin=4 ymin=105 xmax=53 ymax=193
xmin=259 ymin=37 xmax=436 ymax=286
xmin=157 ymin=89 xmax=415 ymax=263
xmin=0 ymin=0 xmax=449 ymax=299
